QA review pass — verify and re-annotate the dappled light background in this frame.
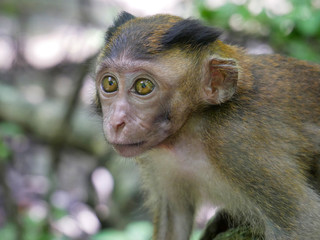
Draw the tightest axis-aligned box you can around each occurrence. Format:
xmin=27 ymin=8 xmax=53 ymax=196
xmin=0 ymin=0 xmax=319 ymax=239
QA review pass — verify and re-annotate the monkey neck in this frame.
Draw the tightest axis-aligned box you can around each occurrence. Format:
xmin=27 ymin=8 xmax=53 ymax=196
xmin=157 ymin=113 xmax=205 ymax=153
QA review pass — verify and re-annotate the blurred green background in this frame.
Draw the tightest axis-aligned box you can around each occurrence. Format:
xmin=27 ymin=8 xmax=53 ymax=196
xmin=0 ymin=0 xmax=319 ymax=239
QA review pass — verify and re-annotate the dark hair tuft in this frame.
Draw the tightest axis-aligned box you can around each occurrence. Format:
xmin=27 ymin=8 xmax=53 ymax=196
xmin=105 ymin=11 xmax=135 ymax=42
xmin=161 ymin=19 xmax=222 ymax=50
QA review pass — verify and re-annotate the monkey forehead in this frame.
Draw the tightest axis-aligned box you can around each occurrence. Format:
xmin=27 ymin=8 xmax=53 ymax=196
xmin=103 ymin=15 xmax=182 ymax=60
xmin=102 ymin=13 xmax=221 ymax=61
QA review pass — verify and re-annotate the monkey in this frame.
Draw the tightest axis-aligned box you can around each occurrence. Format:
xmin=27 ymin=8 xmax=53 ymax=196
xmin=93 ymin=11 xmax=320 ymax=240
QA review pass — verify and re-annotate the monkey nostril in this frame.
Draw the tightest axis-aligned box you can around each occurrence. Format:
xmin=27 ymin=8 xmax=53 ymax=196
xmin=113 ymin=121 xmax=125 ymax=132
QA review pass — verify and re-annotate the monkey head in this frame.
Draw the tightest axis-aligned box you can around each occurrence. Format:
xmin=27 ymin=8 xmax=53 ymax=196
xmin=94 ymin=12 xmax=238 ymax=157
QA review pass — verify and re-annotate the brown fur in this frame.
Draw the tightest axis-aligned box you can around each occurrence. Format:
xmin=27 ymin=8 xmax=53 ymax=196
xmin=95 ymin=13 xmax=320 ymax=240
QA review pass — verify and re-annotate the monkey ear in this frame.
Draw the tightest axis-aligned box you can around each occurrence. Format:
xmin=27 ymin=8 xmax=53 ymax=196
xmin=203 ymin=58 xmax=238 ymax=105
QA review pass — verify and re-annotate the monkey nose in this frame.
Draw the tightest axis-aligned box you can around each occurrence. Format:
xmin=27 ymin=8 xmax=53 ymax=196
xmin=110 ymin=107 xmax=127 ymax=133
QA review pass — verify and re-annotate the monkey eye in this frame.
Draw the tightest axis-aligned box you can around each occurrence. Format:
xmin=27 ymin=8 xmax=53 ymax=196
xmin=101 ymin=75 xmax=118 ymax=93
xmin=134 ymin=79 xmax=155 ymax=95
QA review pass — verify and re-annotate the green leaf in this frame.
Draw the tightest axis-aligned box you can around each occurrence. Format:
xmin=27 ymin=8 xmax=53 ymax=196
xmin=296 ymin=14 xmax=320 ymax=36
xmin=126 ymin=221 xmax=152 ymax=240
xmin=92 ymin=230 xmax=127 ymax=240
xmin=52 ymin=207 xmax=69 ymax=220
xmin=0 ymin=140 xmax=11 ymax=161
xmin=0 ymin=122 xmax=23 ymax=137
xmin=0 ymin=223 xmax=16 ymax=240
xmin=191 ymin=230 xmax=202 ymax=240
xmin=286 ymin=39 xmax=319 ymax=62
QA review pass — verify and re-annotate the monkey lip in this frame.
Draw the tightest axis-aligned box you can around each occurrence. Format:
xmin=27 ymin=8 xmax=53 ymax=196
xmin=110 ymin=141 xmax=147 ymax=157
xmin=112 ymin=141 xmax=146 ymax=148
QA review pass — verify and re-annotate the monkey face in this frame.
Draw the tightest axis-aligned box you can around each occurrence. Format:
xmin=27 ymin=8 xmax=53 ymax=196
xmin=95 ymin=55 xmax=194 ymax=157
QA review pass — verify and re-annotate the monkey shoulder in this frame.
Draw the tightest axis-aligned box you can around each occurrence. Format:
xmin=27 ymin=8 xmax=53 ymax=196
xmin=247 ymin=53 xmax=320 ymax=77
xmin=236 ymin=53 xmax=320 ymax=117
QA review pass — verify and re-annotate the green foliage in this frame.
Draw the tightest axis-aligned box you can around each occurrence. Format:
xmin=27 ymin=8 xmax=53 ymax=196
xmin=196 ymin=0 xmax=320 ymax=62
xmin=0 ymin=122 xmax=24 ymax=162
xmin=0 ymin=214 xmax=66 ymax=240
xmin=92 ymin=221 xmax=152 ymax=240
xmin=92 ymin=221 xmax=204 ymax=240
xmin=0 ymin=223 xmax=16 ymax=240
xmin=0 ymin=1 xmax=19 ymax=16
xmin=214 ymin=226 xmax=262 ymax=240
xmin=191 ymin=230 xmax=203 ymax=240
xmin=23 ymin=215 xmax=50 ymax=240
xmin=0 ymin=122 xmax=22 ymax=162
xmin=0 ymin=140 xmax=11 ymax=161
xmin=0 ymin=122 xmax=23 ymax=137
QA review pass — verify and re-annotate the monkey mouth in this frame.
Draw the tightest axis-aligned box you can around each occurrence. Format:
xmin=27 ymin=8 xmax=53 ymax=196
xmin=112 ymin=141 xmax=146 ymax=148
xmin=110 ymin=141 xmax=147 ymax=157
